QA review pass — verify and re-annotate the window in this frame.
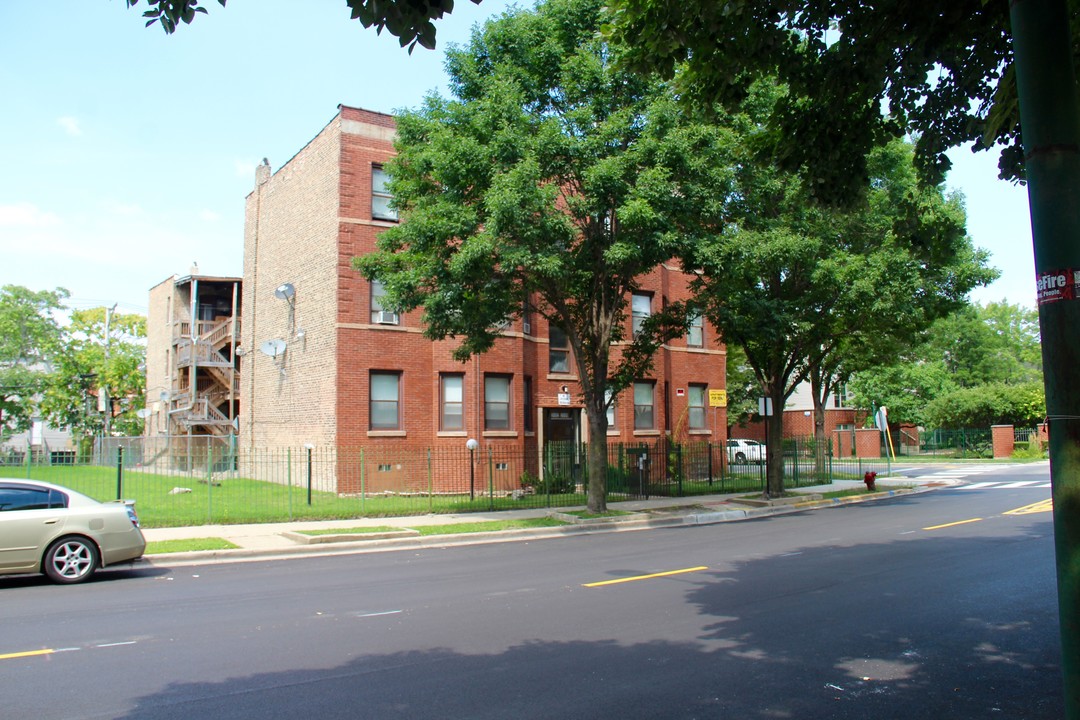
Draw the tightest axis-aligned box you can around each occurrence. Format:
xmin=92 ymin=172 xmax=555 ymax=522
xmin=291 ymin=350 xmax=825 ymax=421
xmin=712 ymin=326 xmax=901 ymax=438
xmin=440 ymin=374 xmax=464 ymax=431
xmin=688 ymin=384 xmax=707 ymax=430
xmin=370 ymin=372 xmax=400 ymax=429
xmin=833 ymin=383 xmax=849 ymax=408
xmin=0 ymin=486 xmax=66 ymax=512
xmin=633 ymin=381 xmax=655 ymax=430
xmin=524 ymin=376 xmax=534 ymax=432
xmin=549 ymin=325 xmax=570 ymax=374
xmin=484 ymin=375 xmax=512 ymax=430
xmin=687 ymin=314 xmax=704 ymax=347
xmin=372 ymin=165 xmax=397 ymax=221
xmin=632 ymin=293 xmax=651 ymax=338
xmin=370 ymin=280 xmax=398 ymax=325
xmin=522 ymin=298 xmax=533 ymax=335
xmin=605 ymin=388 xmax=617 ymax=429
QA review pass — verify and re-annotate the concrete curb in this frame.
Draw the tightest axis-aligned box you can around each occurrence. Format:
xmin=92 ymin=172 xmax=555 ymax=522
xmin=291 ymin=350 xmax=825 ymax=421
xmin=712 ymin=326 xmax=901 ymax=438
xmin=141 ymin=485 xmax=930 ymax=568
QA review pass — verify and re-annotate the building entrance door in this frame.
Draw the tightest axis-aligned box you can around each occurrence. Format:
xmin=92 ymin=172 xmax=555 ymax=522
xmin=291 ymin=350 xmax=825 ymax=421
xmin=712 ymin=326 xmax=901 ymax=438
xmin=542 ymin=408 xmax=582 ymax=488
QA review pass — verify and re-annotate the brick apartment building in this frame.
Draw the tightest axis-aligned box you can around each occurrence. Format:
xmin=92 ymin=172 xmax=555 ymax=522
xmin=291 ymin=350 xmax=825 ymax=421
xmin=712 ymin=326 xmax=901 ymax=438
xmin=146 ymin=272 xmax=241 ymax=449
xmin=230 ymin=105 xmax=727 ymax=492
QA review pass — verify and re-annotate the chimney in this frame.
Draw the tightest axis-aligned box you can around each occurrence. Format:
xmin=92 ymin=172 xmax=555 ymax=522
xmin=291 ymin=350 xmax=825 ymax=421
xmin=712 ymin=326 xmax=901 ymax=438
xmin=256 ymin=158 xmax=271 ymax=187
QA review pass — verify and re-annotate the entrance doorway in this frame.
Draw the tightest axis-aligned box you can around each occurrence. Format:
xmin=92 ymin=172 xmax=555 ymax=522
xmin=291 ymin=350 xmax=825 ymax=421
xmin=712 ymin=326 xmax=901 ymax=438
xmin=542 ymin=408 xmax=582 ymax=488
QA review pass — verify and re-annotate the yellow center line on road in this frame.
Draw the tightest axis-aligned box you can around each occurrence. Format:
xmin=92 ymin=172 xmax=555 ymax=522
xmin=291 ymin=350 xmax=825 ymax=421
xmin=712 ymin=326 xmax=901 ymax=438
xmin=583 ymin=566 xmax=709 ymax=588
xmin=0 ymin=648 xmax=55 ymax=661
xmin=1004 ymin=499 xmax=1054 ymax=515
xmin=923 ymin=518 xmax=983 ymax=531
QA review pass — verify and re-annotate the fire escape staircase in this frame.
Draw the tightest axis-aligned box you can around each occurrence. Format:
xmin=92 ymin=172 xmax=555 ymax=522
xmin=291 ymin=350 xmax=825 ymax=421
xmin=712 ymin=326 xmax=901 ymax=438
xmin=172 ymin=317 xmax=240 ymax=435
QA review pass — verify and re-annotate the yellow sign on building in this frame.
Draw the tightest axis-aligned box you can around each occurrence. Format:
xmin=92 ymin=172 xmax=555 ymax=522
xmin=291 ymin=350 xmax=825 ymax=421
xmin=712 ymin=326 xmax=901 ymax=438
xmin=709 ymin=389 xmax=727 ymax=407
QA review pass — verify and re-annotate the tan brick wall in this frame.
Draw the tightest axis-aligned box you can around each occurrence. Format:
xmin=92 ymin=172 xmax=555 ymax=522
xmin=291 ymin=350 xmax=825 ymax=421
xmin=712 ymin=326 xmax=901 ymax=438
xmin=144 ymin=278 xmax=175 ymax=438
xmin=242 ymin=112 xmax=343 ymax=452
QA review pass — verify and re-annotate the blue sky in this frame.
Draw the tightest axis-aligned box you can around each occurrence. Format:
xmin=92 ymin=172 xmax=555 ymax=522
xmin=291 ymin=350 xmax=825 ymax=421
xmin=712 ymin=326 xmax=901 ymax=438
xmin=1 ymin=0 xmax=1036 ymax=316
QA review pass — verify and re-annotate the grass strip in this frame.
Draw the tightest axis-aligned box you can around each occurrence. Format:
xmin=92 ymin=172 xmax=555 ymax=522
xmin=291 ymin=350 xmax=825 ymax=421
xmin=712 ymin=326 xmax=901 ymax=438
xmin=297 ymin=525 xmax=401 ymax=536
xmin=415 ymin=517 xmax=569 ymax=535
xmin=145 ymin=537 xmax=239 ymax=554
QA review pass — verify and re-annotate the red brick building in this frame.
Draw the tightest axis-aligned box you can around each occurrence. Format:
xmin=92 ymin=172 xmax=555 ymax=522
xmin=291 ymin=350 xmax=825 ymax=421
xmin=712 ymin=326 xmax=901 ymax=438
xmin=240 ymin=106 xmax=727 ymax=492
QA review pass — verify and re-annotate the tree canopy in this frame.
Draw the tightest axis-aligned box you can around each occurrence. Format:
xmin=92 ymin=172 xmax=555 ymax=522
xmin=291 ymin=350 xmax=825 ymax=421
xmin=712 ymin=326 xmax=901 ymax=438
xmin=123 ymin=0 xmax=481 ymax=51
xmin=0 ymin=285 xmax=68 ymax=440
xmin=353 ymin=0 xmax=735 ymax=512
xmin=850 ymin=300 xmax=1044 ymax=428
xmin=690 ymin=95 xmax=993 ymax=494
xmin=40 ymin=307 xmax=147 ymax=447
xmin=603 ymin=0 xmax=1065 ymax=202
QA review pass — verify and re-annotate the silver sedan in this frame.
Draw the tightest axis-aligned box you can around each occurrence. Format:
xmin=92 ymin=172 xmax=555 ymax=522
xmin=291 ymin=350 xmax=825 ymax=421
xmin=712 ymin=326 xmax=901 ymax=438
xmin=0 ymin=479 xmax=146 ymax=584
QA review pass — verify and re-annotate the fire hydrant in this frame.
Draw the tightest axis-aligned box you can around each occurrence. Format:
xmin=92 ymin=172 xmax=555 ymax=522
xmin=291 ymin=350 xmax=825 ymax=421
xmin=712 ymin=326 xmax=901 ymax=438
xmin=863 ymin=471 xmax=877 ymax=492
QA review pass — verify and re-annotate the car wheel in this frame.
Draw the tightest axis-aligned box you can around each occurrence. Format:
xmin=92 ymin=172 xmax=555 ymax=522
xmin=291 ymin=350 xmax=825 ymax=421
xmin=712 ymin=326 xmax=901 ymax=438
xmin=44 ymin=537 xmax=99 ymax=584
xmin=735 ymin=452 xmax=747 ymax=464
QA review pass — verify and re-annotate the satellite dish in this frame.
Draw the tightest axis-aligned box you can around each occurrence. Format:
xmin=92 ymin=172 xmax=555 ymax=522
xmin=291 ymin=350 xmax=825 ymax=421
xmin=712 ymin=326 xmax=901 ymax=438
xmin=274 ymin=283 xmax=295 ymax=301
xmin=259 ymin=338 xmax=288 ymax=358
xmin=136 ymin=408 xmax=152 ymax=419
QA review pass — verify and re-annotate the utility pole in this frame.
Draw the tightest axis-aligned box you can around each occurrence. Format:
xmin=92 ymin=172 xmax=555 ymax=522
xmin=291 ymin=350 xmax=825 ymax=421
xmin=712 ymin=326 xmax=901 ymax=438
xmin=1009 ymin=1 xmax=1080 ymax=716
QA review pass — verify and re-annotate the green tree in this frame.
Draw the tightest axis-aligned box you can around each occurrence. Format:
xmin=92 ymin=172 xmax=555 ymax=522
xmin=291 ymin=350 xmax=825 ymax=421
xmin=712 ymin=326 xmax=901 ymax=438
xmin=0 ymin=286 xmax=68 ymax=441
xmin=40 ymin=307 xmax=147 ymax=447
xmin=924 ymin=381 xmax=1046 ymax=429
xmin=692 ymin=106 xmax=992 ymax=495
xmin=925 ymin=301 xmax=1042 ymax=387
xmin=849 ymin=361 xmax=959 ymax=428
xmin=604 ymin=0 xmax=1045 ymax=202
xmin=353 ymin=0 xmax=735 ymax=512
xmin=723 ymin=344 xmax=759 ymax=429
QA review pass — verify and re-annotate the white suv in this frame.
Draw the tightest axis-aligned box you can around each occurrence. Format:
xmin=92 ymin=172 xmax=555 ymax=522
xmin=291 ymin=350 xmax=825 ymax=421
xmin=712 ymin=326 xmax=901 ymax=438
xmin=727 ymin=438 xmax=766 ymax=464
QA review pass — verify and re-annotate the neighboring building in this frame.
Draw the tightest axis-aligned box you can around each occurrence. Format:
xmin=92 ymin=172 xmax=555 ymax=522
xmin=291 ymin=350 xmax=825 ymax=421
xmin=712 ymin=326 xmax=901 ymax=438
xmin=730 ymin=380 xmax=862 ymax=444
xmin=145 ymin=273 xmax=242 ymax=456
xmin=238 ymin=105 xmax=727 ymax=492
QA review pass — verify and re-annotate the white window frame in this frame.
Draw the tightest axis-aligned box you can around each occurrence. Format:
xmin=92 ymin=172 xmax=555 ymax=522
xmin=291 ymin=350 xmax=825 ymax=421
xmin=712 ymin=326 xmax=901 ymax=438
xmin=372 ymin=165 xmax=398 ymax=221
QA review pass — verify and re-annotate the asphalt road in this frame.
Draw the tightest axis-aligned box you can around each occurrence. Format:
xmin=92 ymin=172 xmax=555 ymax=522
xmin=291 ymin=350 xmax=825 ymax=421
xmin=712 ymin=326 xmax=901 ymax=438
xmin=1 ymin=463 xmax=1063 ymax=719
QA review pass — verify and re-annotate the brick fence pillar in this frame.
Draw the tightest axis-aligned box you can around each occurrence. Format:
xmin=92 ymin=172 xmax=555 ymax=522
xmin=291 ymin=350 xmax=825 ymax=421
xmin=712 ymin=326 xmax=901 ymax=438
xmin=854 ymin=428 xmax=882 ymax=458
xmin=992 ymin=424 xmax=1015 ymax=459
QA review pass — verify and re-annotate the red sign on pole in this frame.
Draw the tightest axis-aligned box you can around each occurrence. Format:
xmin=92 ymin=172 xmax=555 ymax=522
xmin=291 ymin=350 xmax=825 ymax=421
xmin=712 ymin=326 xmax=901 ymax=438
xmin=1036 ymin=268 xmax=1079 ymax=305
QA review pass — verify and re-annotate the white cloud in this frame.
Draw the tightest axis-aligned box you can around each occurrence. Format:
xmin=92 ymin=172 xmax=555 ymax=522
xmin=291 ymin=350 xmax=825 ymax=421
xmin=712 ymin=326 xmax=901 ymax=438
xmin=0 ymin=202 xmax=62 ymax=227
xmin=57 ymin=116 xmax=82 ymax=136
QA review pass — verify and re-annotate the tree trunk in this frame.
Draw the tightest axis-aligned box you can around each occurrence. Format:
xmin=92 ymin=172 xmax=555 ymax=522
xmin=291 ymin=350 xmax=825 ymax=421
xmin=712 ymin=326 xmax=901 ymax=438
xmin=764 ymin=381 xmax=786 ymax=497
xmin=585 ymin=409 xmax=608 ymax=513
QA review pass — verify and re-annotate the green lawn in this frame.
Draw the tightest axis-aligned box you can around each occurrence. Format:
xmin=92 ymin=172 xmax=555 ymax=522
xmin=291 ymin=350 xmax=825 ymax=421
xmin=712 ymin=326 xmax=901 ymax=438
xmin=11 ymin=463 xmax=583 ymax=528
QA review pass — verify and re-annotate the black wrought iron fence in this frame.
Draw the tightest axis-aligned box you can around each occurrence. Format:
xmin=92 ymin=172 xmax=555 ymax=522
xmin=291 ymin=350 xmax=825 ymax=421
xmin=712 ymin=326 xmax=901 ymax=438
xmin=4 ymin=435 xmax=890 ymax=527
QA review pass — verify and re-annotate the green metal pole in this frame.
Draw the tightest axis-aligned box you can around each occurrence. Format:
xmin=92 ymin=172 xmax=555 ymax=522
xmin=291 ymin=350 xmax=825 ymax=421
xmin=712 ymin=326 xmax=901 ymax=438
xmin=1010 ymin=1 xmax=1080 ymax=715
xmin=488 ymin=448 xmax=495 ymax=510
xmin=206 ymin=446 xmax=213 ymax=522
xmin=427 ymin=448 xmax=433 ymax=513
xmin=116 ymin=446 xmax=124 ymax=500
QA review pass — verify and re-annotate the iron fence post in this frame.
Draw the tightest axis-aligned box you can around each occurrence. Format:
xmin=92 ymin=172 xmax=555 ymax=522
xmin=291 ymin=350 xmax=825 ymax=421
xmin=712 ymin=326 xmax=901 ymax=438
xmin=306 ymin=446 xmax=313 ymax=506
xmin=488 ymin=448 xmax=494 ymax=510
xmin=206 ymin=445 xmax=213 ymax=522
xmin=287 ymin=448 xmax=293 ymax=521
xmin=116 ymin=446 xmax=124 ymax=500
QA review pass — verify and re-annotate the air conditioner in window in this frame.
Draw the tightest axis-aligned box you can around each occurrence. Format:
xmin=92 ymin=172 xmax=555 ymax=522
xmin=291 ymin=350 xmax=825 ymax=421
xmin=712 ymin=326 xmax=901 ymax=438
xmin=376 ymin=311 xmax=399 ymax=325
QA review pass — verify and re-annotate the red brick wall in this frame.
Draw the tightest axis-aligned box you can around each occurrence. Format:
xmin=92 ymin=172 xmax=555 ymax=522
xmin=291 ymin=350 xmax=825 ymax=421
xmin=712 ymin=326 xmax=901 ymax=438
xmin=246 ymin=105 xmax=728 ymax=492
xmin=991 ymin=424 xmax=1015 ymax=459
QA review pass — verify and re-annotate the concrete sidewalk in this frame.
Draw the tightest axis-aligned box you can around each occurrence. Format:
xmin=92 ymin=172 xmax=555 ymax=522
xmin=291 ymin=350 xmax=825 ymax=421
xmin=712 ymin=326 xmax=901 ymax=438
xmin=140 ymin=476 xmax=949 ymax=566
